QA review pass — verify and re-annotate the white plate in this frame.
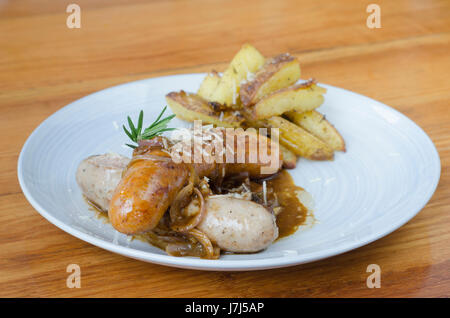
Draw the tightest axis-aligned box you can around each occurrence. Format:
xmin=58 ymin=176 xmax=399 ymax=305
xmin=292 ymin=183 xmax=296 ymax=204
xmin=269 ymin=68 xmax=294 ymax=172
xmin=18 ymin=74 xmax=440 ymax=271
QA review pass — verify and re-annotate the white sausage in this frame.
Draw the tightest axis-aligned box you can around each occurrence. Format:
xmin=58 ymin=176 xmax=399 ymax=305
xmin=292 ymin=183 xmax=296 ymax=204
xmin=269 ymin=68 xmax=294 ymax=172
xmin=76 ymin=153 xmax=129 ymax=211
xmin=76 ymin=155 xmax=279 ymax=253
xmin=197 ymin=195 xmax=278 ymax=253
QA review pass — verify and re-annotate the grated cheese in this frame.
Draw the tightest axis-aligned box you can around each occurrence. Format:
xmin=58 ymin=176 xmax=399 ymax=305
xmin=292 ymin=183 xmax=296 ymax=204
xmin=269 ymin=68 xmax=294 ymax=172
xmin=262 ymin=181 xmax=267 ymax=205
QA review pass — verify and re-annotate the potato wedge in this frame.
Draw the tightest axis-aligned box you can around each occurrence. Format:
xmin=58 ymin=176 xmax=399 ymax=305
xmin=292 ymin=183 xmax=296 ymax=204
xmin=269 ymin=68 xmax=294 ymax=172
xmin=279 ymin=144 xmax=297 ymax=169
xmin=197 ymin=71 xmax=221 ymax=100
xmin=249 ymin=80 xmax=326 ymax=119
xmin=166 ymin=91 xmax=244 ymax=128
xmin=249 ymin=116 xmax=333 ymax=160
xmin=286 ymin=110 xmax=346 ymax=152
xmin=240 ymin=53 xmax=301 ymax=106
xmin=209 ymin=44 xmax=265 ymax=106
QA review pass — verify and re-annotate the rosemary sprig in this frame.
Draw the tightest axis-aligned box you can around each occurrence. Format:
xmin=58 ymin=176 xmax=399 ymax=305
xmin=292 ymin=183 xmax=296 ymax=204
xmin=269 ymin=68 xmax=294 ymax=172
xmin=123 ymin=106 xmax=175 ymax=149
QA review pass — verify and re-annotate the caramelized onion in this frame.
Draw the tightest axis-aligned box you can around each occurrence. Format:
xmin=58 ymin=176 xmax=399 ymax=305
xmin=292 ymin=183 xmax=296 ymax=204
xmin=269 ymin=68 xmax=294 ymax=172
xmin=170 ymin=187 xmax=206 ymax=232
xmin=165 ymin=242 xmax=203 ymax=258
xmin=141 ymin=224 xmax=218 ymax=259
xmin=187 ymin=228 xmax=218 ymax=259
xmin=169 ymin=182 xmax=194 ymax=224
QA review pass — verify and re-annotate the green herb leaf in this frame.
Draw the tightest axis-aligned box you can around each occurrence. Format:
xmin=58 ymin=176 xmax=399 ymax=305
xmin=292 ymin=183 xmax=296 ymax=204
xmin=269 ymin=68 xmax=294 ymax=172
xmin=127 ymin=116 xmax=137 ymax=140
xmin=123 ymin=125 xmax=134 ymax=141
xmin=122 ymin=107 xmax=176 ymax=149
xmin=137 ymin=110 xmax=144 ymax=136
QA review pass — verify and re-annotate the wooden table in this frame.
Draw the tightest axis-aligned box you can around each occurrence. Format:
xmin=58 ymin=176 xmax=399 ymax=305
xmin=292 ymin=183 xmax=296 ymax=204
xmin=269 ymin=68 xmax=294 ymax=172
xmin=1 ymin=0 xmax=449 ymax=297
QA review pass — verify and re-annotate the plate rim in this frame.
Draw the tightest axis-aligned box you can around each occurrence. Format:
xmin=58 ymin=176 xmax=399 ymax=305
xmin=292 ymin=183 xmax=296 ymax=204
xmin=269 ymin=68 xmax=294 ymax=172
xmin=17 ymin=73 xmax=441 ymax=271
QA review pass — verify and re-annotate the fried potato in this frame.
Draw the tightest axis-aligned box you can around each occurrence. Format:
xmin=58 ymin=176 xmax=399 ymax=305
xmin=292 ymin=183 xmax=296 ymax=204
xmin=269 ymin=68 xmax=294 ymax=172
xmin=166 ymin=91 xmax=244 ymax=128
xmin=197 ymin=71 xmax=221 ymax=100
xmin=286 ymin=110 xmax=346 ymax=152
xmin=240 ymin=53 xmax=301 ymax=106
xmin=261 ymin=116 xmax=334 ymax=160
xmin=279 ymin=144 xmax=297 ymax=169
xmin=209 ymin=44 xmax=265 ymax=106
xmin=249 ymin=80 xmax=327 ymax=119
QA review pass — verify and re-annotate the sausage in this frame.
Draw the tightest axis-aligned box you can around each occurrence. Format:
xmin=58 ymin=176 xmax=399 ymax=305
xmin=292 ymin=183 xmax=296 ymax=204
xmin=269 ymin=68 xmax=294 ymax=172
xmin=76 ymin=153 xmax=129 ymax=212
xmin=196 ymin=195 xmax=278 ymax=252
xmin=108 ymin=147 xmax=190 ymax=235
xmin=224 ymin=128 xmax=283 ymax=178
xmin=76 ymin=150 xmax=280 ymax=251
xmin=108 ymin=131 xmax=282 ymax=235
xmin=182 ymin=128 xmax=282 ymax=180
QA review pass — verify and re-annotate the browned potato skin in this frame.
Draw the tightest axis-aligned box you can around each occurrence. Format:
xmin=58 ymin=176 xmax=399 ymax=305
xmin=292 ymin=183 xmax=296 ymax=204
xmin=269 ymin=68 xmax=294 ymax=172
xmin=279 ymin=144 xmax=297 ymax=169
xmin=266 ymin=116 xmax=333 ymax=160
xmin=240 ymin=53 xmax=301 ymax=107
xmin=248 ymin=80 xmax=326 ymax=120
xmin=209 ymin=43 xmax=265 ymax=106
xmin=244 ymin=115 xmax=334 ymax=161
xmin=166 ymin=91 xmax=244 ymax=128
xmin=285 ymin=110 xmax=346 ymax=152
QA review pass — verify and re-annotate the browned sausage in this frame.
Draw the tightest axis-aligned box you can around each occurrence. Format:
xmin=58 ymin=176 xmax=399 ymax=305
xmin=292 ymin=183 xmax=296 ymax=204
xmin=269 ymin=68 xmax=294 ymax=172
xmin=190 ymin=128 xmax=282 ymax=179
xmin=109 ymin=132 xmax=282 ymax=235
xmin=109 ymin=146 xmax=189 ymax=234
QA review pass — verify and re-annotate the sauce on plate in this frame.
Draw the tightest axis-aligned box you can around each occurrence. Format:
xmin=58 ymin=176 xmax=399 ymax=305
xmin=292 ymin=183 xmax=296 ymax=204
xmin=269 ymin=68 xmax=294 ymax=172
xmin=259 ymin=170 xmax=310 ymax=239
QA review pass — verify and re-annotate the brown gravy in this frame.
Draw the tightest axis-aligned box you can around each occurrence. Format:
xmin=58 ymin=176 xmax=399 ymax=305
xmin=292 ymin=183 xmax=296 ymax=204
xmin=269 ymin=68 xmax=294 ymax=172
xmin=84 ymin=169 xmax=311 ymax=249
xmin=263 ymin=170 xmax=310 ymax=239
xmin=83 ymin=196 xmax=109 ymax=222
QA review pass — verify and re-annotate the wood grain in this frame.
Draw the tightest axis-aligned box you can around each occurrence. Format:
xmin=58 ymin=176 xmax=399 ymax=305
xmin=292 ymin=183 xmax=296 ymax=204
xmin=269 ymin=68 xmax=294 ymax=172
xmin=0 ymin=0 xmax=449 ymax=297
